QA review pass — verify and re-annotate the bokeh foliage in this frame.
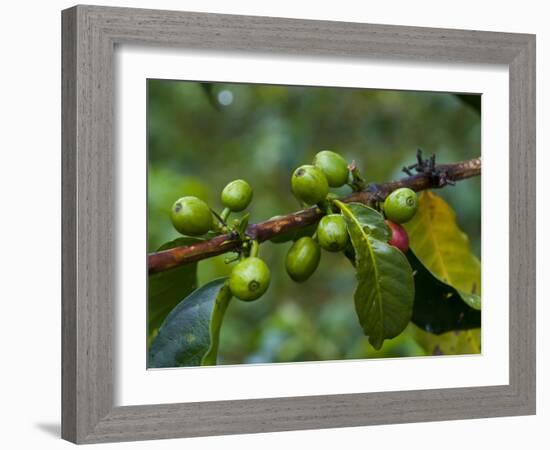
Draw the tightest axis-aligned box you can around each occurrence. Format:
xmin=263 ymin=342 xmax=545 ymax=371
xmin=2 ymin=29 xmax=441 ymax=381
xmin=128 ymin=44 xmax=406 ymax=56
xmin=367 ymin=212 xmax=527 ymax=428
xmin=148 ymin=79 xmax=481 ymax=364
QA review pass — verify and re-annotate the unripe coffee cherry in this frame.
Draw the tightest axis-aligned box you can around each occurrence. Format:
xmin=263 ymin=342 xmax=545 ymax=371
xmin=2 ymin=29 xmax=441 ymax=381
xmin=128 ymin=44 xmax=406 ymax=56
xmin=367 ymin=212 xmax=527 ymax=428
xmin=386 ymin=220 xmax=409 ymax=253
xmin=291 ymin=165 xmax=329 ymax=205
xmin=229 ymin=257 xmax=271 ymax=301
xmin=317 ymin=214 xmax=349 ymax=252
xmin=285 ymin=237 xmax=321 ymax=282
xmin=313 ymin=150 xmax=349 ymax=187
xmin=383 ymin=188 xmax=419 ymax=223
xmin=170 ymin=196 xmax=213 ymax=236
xmin=221 ymin=179 xmax=253 ymax=212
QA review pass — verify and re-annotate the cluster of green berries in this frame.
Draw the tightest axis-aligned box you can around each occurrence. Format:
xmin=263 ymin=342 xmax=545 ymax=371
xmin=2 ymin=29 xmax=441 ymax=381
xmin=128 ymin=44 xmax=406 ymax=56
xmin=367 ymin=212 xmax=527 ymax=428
xmin=170 ymin=179 xmax=255 ymax=237
xmin=290 ymin=150 xmax=349 ymax=204
xmin=170 ymin=179 xmax=271 ymax=302
xmin=168 ymin=150 xmax=420 ymax=302
xmin=284 ymin=151 xmax=350 ymax=283
xmin=286 ymin=151 xmax=419 ymax=281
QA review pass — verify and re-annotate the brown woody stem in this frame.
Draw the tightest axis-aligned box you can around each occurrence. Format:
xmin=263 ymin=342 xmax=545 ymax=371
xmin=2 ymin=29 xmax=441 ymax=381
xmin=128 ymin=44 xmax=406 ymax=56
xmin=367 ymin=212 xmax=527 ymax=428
xmin=149 ymin=156 xmax=480 ymax=274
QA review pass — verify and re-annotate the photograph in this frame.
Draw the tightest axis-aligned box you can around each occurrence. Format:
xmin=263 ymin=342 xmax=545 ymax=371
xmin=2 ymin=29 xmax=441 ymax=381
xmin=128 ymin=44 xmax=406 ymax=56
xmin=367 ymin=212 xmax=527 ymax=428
xmin=50 ymin=3 xmax=537 ymax=445
xmin=146 ymin=80 xmax=482 ymax=368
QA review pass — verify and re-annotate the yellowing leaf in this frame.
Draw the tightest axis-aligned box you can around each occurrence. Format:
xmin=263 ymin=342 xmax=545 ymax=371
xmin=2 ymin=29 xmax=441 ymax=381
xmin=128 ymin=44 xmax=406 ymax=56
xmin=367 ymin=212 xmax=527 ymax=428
xmin=405 ymin=191 xmax=481 ymax=310
xmin=412 ymin=324 xmax=481 ymax=355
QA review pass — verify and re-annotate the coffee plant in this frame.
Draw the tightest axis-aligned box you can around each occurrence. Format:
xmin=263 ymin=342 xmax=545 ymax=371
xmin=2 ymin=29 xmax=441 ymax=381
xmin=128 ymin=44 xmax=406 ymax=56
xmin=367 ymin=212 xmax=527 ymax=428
xmin=148 ymin=150 xmax=482 ymax=368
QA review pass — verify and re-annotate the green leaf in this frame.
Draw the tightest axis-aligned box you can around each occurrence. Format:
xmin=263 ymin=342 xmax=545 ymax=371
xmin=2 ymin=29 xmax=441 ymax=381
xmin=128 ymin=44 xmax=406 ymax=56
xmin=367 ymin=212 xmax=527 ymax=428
xmin=148 ymin=278 xmax=232 ymax=368
xmin=343 ymin=202 xmax=391 ymax=241
xmin=148 ymin=237 xmax=202 ymax=346
xmin=405 ymin=191 xmax=481 ymax=310
xmin=335 ymin=201 xmax=414 ymax=350
xmin=407 ymin=250 xmax=481 ymax=334
xmin=412 ymin=325 xmax=481 ymax=355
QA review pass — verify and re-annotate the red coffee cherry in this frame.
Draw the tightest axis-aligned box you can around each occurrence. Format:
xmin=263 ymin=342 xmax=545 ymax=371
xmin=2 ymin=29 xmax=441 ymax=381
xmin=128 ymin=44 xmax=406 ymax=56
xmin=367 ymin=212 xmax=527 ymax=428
xmin=386 ymin=220 xmax=409 ymax=253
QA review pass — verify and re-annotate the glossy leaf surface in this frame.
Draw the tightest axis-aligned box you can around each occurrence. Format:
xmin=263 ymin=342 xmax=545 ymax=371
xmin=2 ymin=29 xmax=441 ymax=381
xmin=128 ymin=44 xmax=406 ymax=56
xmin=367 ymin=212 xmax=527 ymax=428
xmin=149 ymin=277 xmax=231 ymax=367
xmin=336 ymin=201 xmax=414 ymax=349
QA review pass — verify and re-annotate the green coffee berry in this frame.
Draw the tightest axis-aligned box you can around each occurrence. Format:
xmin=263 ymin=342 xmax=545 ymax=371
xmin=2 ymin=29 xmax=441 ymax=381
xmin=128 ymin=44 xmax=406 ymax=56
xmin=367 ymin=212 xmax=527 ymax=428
xmin=383 ymin=188 xmax=419 ymax=223
xmin=291 ymin=165 xmax=329 ymax=205
xmin=317 ymin=214 xmax=348 ymax=252
xmin=285 ymin=237 xmax=321 ymax=282
xmin=170 ymin=196 xmax=213 ymax=236
xmin=229 ymin=257 xmax=271 ymax=301
xmin=221 ymin=179 xmax=253 ymax=212
xmin=313 ymin=150 xmax=349 ymax=187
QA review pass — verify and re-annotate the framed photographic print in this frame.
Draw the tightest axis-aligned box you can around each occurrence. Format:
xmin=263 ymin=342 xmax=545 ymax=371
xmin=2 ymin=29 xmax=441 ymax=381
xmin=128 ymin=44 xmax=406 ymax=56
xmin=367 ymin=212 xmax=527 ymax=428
xmin=61 ymin=5 xmax=536 ymax=444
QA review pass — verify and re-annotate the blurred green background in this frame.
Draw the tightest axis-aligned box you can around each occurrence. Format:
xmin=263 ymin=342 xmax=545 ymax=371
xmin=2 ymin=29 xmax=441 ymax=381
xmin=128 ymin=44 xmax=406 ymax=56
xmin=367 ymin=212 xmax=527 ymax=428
xmin=147 ymin=79 xmax=481 ymax=364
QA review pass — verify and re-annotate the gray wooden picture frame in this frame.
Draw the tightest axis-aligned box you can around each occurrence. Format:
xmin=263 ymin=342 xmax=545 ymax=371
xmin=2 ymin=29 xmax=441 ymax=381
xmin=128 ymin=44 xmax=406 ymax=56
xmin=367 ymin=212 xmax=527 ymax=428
xmin=61 ymin=4 xmax=536 ymax=444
